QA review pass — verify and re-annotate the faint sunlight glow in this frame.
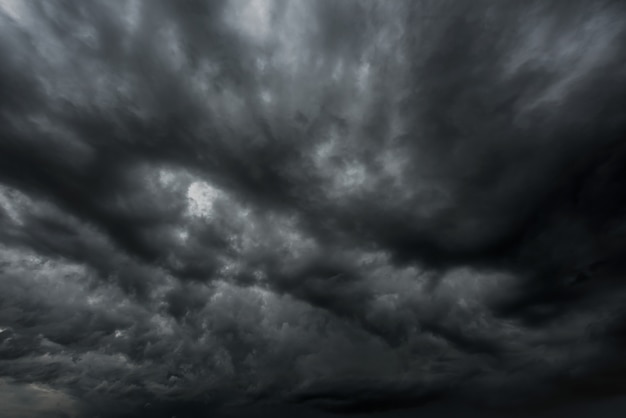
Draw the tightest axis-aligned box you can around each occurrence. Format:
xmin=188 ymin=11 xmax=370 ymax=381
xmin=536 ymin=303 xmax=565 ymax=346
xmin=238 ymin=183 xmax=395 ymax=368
xmin=186 ymin=181 xmax=221 ymax=218
xmin=0 ymin=379 xmax=80 ymax=418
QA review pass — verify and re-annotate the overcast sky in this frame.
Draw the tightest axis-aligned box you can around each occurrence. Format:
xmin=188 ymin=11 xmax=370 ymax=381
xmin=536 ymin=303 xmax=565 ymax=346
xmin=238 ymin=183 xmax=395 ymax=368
xmin=1 ymin=1 xmax=626 ymax=417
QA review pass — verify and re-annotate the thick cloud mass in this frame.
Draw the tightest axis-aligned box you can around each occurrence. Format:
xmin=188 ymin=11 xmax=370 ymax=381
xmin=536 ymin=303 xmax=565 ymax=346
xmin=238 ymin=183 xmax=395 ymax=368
xmin=1 ymin=0 xmax=626 ymax=417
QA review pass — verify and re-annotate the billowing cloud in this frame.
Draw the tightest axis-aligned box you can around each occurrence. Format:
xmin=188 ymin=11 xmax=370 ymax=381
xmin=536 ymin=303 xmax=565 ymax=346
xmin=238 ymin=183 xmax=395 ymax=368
xmin=1 ymin=0 xmax=626 ymax=417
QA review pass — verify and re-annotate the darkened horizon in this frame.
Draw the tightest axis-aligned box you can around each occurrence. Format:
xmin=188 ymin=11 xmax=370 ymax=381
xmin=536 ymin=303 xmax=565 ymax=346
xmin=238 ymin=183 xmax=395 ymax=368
xmin=1 ymin=1 xmax=626 ymax=417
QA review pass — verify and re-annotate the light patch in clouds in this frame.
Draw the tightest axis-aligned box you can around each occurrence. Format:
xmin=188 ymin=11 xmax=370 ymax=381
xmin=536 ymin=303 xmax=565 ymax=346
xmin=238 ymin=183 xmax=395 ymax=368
xmin=186 ymin=181 xmax=222 ymax=219
xmin=227 ymin=0 xmax=273 ymax=42
xmin=0 ymin=378 xmax=79 ymax=418
xmin=0 ymin=0 xmax=25 ymax=23
xmin=0 ymin=184 xmax=25 ymax=225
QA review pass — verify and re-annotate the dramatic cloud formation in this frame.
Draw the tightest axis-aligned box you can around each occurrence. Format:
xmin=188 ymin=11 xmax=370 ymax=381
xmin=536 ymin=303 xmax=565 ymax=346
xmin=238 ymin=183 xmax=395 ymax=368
xmin=1 ymin=0 xmax=626 ymax=416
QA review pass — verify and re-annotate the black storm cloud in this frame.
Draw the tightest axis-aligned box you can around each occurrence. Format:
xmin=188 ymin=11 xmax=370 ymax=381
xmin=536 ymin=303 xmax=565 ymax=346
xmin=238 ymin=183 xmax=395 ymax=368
xmin=1 ymin=1 xmax=626 ymax=417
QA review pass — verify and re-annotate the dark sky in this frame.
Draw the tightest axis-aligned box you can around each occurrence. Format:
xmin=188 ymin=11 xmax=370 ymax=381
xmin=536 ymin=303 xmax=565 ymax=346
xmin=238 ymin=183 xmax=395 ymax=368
xmin=1 ymin=1 xmax=626 ymax=417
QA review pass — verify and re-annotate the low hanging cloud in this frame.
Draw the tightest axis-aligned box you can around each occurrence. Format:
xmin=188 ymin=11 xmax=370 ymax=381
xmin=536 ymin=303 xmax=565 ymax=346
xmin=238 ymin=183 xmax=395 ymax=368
xmin=1 ymin=0 xmax=626 ymax=417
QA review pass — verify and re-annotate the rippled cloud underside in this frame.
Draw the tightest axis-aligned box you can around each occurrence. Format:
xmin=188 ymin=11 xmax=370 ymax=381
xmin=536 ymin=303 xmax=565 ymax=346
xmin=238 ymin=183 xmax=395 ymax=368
xmin=1 ymin=1 xmax=626 ymax=417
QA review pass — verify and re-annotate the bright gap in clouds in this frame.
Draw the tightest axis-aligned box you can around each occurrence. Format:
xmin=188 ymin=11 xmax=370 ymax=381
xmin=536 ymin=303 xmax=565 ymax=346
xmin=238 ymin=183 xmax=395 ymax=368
xmin=186 ymin=181 xmax=221 ymax=219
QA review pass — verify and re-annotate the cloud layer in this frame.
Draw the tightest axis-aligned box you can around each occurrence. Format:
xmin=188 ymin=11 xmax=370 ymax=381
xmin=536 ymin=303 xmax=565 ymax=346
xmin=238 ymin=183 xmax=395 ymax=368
xmin=1 ymin=0 xmax=626 ymax=416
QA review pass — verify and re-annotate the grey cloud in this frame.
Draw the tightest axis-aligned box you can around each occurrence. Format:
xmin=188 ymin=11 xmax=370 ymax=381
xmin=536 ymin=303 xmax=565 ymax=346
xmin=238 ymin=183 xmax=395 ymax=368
xmin=1 ymin=0 xmax=626 ymax=417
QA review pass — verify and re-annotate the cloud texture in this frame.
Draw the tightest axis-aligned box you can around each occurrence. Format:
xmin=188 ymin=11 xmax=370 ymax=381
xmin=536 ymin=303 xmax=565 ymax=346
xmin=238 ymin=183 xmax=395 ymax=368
xmin=1 ymin=0 xmax=626 ymax=416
